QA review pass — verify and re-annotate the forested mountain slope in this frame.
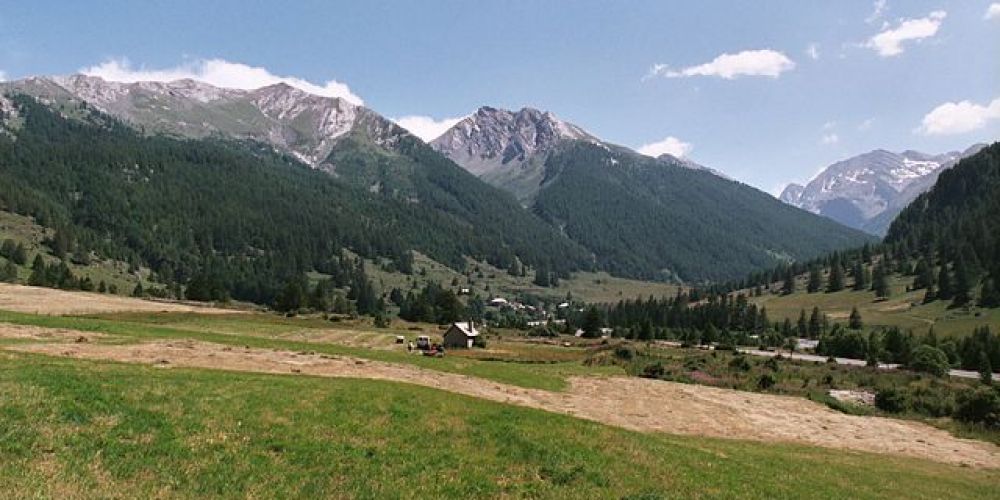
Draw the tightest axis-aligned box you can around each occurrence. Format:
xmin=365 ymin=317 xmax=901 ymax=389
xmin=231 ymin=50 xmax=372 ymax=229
xmin=886 ymin=141 xmax=1000 ymax=300
xmin=434 ymin=107 xmax=874 ymax=283
xmin=531 ymin=142 xmax=875 ymax=282
xmin=0 ymin=94 xmax=592 ymax=304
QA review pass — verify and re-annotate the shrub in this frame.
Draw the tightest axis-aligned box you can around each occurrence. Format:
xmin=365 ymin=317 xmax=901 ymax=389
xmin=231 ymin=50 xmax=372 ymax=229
xmin=875 ymin=387 xmax=910 ymax=413
xmin=614 ymin=344 xmax=637 ymax=361
xmin=763 ymin=357 xmax=780 ymax=372
xmin=641 ymin=362 xmax=665 ymax=379
xmin=757 ymin=373 xmax=776 ymax=390
xmin=728 ymin=355 xmax=751 ymax=372
xmin=908 ymin=345 xmax=950 ymax=377
xmin=908 ymin=387 xmax=956 ymax=418
xmin=954 ymin=388 xmax=1000 ymax=427
xmin=529 ymin=325 xmax=558 ymax=337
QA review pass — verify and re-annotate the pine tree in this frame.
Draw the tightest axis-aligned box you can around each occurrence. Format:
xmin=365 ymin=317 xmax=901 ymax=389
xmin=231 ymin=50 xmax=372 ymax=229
xmin=912 ymin=258 xmax=934 ymax=290
xmin=28 ymin=254 xmax=46 ymax=286
xmin=807 ymin=267 xmax=823 ymax=293
xmin=980 ymin=277 xmax=1000 ymax=307
xmin=827 ymin=260 xmax=845 ymax=292
xmin=852 ymin=261 xmax=867 ymax=291
xmin=581 ymin=307 xmax=604 ymax=338
xmin=861 ymin=243 xmax=873 ymax=264
xmin=872 ymin=263 xmax=889 ymax=299
xmin=808 ymin=306 xmax=822 ymax=338
xmin=0 ymin=261 xmax=16 ymax=283
xmin=533 ymin=264 xmax=550 ymax=287
xmin=797 ymin=309 xmax=808 ymax=337
xmin=951 ymin=258 xmax=972 ymax=307
xmin=781 ymin=268 xmax=795 ymax=295
xmin=12 ymin=243 xmax=27 ymax=265
xmin=937 ymin=265 xmax=953 ymax=300
xmin=849 ymin=306 xmax=863 ymax=330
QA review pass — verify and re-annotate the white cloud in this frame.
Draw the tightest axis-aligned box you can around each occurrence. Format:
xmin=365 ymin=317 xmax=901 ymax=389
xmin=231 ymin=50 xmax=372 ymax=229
xmin=637 ymin=136 xmax=693 ymax=158
xmin=866 ymin=11 xmax=946 ymax=57
xmin=392 ymin=115 xmax=463 ymax=142
xmin=0 ymin=70 xmax=6 ymax=82
xmin=822 ymin=120 xmax=837 ymax=131
xmin=857 ymin=118 xmax=875 ymax=131
xmin=806 ymin=43 xmax=820 ymax=60
xmin=80 ymin=58 xmax=364 ymax=105
xmin=646 ymin=49 xmax=795 ymax=80
xmin=986 ymin=3 xmax=1000 ymax=20
xmin=821 ymin=133 xmax=840 ymax=145
xmin=917 ymin=97 xmax=1000 ymax=135
xmin=866 ymin=0 xmax=888 ymax=24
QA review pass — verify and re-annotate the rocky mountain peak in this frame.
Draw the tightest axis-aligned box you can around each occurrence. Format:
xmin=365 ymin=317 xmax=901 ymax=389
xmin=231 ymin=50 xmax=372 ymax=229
xmin=779 ymin=145 xmax=985 ymax=235
xmin=1 ymin=74 xmax=382 ymax=168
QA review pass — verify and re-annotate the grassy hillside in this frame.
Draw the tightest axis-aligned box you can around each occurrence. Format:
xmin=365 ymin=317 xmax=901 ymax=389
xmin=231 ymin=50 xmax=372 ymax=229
xmin=361 ymin=251 xmax=681 ymax=305
xmin=754 ymin=273 xmax=1000 ymax=338
xmin=3 ymin=351 xmax=998 ymax=498
xmin=0 ymin=211 xmax=147 ymax=293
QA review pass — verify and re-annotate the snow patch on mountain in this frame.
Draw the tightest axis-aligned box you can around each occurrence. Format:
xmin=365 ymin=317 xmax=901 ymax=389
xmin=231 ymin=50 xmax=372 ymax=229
xmin=780 ymin=145 xmax=986 ymax=235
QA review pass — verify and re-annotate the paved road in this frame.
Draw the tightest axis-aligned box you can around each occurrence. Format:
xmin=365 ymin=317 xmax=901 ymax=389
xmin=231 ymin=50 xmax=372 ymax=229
xmin=650 ymin=341 xmax=996 ymax=381
xmin=736 ymin=348 xmax=995 ymax=381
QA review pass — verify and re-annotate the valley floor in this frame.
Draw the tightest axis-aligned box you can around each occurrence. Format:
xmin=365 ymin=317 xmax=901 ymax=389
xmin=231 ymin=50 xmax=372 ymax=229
xmin=6 ymin=332 xmax=998 ymax=469
xmin=1 ymin=284 xmax=999 ymax=498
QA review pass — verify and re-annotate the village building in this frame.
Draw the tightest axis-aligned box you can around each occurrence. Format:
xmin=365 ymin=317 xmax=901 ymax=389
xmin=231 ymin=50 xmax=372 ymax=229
xmin=442 ymin=321 xmax=480 ymax=349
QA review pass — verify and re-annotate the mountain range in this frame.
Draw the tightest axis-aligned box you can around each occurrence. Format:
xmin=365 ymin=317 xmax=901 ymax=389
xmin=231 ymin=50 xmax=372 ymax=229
xmin=780 ymin=145 xmax=986 ymax=236
xmin=0 ymin=75 xmax=874 ymax=291
xmin=431 ymin=105 xmax=873 ymax=281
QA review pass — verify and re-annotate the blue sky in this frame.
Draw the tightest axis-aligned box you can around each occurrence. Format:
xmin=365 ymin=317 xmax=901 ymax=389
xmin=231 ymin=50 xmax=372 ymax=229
xmin=1 ymin=0 xmax=998 ymax=194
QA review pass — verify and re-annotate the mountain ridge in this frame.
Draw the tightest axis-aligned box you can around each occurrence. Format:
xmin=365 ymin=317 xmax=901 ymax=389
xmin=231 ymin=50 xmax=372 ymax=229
xmin=780 ymin=144 xmax=987 ymax=235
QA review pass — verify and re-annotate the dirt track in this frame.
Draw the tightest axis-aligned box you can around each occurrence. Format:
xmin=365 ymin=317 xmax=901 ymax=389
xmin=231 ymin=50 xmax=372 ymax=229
xmin=10 ymin=337 xmax=1000 ymax=469
xmin=0 ymin=283 xmax=239 ymax=315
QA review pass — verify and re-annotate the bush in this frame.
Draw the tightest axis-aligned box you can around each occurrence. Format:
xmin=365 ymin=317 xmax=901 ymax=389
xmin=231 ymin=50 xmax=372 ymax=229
xmin=641 ymin=362 xmax=665 ymax=379
xmin=875 ymin=387 xmax=910 ymax=413
xmin=954 ymin=388 xmax=1000 ymax=427
xmin=757 ymin=373 xmax=776 ymax=390
xmin=614 ymin=344 xmax=637 ymax=361
xmin=529 ymin=325 xmax=559 ymax=338
xmin=728 ymin=355 xmax=751 ymax=372
xmin=908 ymin=345 xmax=950 ymax=377
xmin=763 ymin=357 xmax=780 ymax=372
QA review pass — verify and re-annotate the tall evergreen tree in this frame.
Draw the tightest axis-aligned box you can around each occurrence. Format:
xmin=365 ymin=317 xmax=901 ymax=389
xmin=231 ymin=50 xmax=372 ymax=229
xmin=951 ymin=257 xmax=972 ymax=308
xmin=781 ymin=267 xmax=796 ymax=295
xmin=797 ymin=309 xmax=808 ymax=337
xmin=937 ymin=265 xmax=954 ymax=300
xmin=872 ymin=263 xmax=889 ymax=299
xmin=849 ymin=306 xmax=863 ymax=330
xmin=852 ymin=261 xmax=868 ymax=291
xmin=808 ymin=306 xmax=822 ymax=338
xmin=827 ymin=258 xmax=845 ymax=293
xmin=807 ymin=267 xmax=823 ymax=293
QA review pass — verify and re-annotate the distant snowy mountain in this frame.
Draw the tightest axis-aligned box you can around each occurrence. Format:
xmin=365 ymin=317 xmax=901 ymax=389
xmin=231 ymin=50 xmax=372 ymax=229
xmin=780 ymin=145 xmax=986 ymax=235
